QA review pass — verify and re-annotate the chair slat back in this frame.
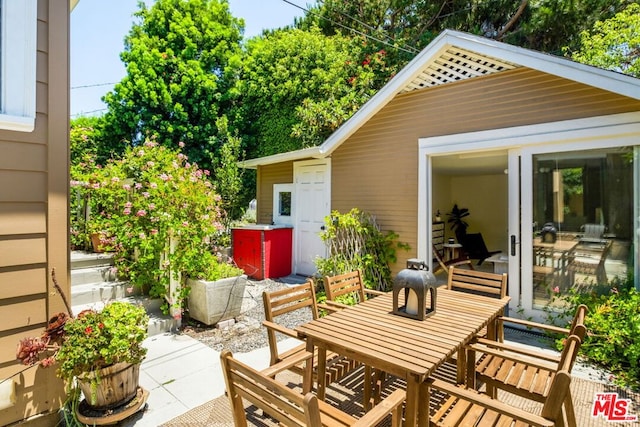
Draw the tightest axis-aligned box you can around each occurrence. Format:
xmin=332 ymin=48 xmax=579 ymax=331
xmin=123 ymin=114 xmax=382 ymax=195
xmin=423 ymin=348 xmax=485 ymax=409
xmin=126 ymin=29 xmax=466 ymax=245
xmin=324 ymin=270 xmax=366 ymax=304
xmin=447 ymin=266 xmax=507 ymax=298
xmin=263 ymin=280 xmax=319 ymax=321
xmin=262 ymin=281 xmax=318 ymax=366
xmin=221 ymin=349 xmax=315 ymax=427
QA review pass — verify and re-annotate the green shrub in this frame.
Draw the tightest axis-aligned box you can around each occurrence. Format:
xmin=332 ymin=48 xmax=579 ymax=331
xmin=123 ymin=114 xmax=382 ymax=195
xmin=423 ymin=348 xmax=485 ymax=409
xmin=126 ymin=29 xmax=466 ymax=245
xmin=551 ymin=275 xmax=640 ymax=389
xmin=314 ymin=208 xmax=409 ymax=293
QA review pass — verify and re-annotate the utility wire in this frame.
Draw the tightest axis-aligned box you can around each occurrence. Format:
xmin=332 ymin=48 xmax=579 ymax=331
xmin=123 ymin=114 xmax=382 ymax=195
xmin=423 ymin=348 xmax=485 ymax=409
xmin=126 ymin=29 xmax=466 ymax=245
xmin=316 ymin=0 xmax=417 ymax=53
xmin=71 ymin=108 xmax=107 ymax=117
xmin=280 ymin=0 xmax=420 ymax=55
xmin=71 ymin=82 xmax=118 ymax=90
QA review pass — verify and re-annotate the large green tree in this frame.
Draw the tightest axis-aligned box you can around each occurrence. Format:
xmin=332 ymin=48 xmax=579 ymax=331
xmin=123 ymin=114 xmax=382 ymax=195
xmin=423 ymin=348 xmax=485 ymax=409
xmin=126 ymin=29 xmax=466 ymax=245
xmin=570 ymin=3 xmax=640 ymax=77
xmin=101 ymin=0 xmax=243 ymax=170
xmin=302 ymin=0 xmax=635 ymax=60
xmin=233 ymin=27 xmax=396 ymax=157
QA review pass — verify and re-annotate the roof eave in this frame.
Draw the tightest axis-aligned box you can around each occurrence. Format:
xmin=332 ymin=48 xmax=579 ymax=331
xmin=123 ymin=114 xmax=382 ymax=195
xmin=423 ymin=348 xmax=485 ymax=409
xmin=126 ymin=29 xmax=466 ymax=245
xmin=239 ymin=146 xmax=324 ymax=169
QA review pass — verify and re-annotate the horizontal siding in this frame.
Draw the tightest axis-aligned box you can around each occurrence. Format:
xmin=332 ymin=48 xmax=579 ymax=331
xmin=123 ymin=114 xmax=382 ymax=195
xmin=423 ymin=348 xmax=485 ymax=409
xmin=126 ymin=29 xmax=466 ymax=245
xmin=257 ymin=162 xmax=294 ymax=224
xmin=0 ymin=238 xmax=46 ymax=268
xmin=0 ymin=203 xmax=46 ymax=234
xmin=0 ymin=141 xmax=47 ymax=171
xmin=0 ymin=171 xmax=47 ymax=202
xmin=329 ymin=68 xmax=640 ymax=274
xmin=0 ymin=300 xmax=47 ymax=333
xmin=0 ymin=268 xmax=47 ymax=299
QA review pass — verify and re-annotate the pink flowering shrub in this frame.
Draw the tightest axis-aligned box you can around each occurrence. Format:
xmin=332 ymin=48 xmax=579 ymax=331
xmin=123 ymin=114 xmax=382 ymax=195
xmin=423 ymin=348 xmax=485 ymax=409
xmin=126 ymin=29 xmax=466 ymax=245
xmin=71 ymin=139 xmax=237 ymax=313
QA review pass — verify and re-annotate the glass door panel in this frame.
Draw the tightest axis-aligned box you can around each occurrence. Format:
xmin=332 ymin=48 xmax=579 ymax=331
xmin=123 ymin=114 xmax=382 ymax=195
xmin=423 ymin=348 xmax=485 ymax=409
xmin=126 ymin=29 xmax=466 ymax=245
xmin=531 ymin=147 xmax=634 ymax=309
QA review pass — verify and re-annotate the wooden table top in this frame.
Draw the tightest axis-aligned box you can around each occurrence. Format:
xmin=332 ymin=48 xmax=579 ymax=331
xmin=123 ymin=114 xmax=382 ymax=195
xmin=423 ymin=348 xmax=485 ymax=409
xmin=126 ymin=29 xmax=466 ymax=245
xmin=295 ymin=288 xmax=509 ymax=381
xmin=533 ymin=237 xmax=578 ymax=252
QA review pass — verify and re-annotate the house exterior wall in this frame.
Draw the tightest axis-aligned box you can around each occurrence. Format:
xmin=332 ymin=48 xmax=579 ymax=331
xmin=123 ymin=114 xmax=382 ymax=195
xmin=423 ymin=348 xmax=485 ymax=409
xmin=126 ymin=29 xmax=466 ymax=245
xmin=256 ymin=162 xmax=294 ymax=225
xmin=329 ymin=68 xmax=640 ymax=274
xmin=0 ymin=1 xmax=70 ymax=425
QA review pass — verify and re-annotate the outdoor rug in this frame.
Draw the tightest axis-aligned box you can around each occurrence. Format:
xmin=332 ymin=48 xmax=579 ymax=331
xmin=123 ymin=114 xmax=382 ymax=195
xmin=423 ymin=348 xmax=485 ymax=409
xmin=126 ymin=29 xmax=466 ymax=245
xmin=162 ymin=363 xmax=640 ymax=427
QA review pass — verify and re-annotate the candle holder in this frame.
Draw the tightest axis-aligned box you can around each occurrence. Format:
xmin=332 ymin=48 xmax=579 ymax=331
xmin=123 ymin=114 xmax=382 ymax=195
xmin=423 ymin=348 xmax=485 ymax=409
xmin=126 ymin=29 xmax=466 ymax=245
xmin=392 ymin=259 xmax=437 ymax=320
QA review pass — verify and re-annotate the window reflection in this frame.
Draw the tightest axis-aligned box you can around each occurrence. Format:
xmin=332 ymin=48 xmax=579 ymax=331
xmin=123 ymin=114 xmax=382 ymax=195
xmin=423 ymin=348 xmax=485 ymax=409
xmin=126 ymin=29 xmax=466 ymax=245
xmin=532 ymin=147 xmax=633 ymax=308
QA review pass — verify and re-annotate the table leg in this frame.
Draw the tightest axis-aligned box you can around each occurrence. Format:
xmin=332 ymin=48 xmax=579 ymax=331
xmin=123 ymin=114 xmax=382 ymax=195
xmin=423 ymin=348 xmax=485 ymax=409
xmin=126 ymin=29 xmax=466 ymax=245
xmin=316 ymin=344 xmax=327 ymax=401
xmin=404 ymin=375 xmax=420 ymax=427
xmin=303 ymin=339 xmax=315 ymax=394
xmin=456 ymin=348 xmax=466 ymax=384
xmin=418 ymin=380 xmax=430 ymax=427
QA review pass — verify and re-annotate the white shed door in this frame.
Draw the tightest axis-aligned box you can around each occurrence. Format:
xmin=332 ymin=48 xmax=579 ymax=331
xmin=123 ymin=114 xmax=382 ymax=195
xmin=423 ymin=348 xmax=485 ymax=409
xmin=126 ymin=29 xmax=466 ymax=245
xmin=293 ymin=160 xmax=330 ymax=276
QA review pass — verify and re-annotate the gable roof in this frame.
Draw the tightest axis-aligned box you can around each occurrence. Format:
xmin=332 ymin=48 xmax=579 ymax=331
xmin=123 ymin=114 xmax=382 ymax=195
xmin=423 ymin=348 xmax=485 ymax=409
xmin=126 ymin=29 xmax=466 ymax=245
xmin=240 ymin=29 xmax=640 ymax=169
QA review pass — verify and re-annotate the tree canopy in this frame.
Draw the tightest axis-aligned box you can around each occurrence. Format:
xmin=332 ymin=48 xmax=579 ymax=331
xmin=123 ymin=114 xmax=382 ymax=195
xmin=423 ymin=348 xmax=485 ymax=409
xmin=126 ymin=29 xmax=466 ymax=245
xmin=101 ymin=0 xmax=243 ymax=170
xmin=570 ymin=3 xmax=640 ymax=77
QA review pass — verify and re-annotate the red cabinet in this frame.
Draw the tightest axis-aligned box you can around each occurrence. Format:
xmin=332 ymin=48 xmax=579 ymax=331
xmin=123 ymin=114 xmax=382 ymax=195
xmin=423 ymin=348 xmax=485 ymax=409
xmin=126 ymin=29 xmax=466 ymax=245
xmin=231 ymin=226 xmax=293 ymax=280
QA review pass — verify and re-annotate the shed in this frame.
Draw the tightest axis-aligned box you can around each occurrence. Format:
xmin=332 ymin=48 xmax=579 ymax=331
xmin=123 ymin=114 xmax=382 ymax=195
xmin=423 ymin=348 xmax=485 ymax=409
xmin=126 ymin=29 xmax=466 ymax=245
xmin=241 ymin=30 xmax=640 ymax=320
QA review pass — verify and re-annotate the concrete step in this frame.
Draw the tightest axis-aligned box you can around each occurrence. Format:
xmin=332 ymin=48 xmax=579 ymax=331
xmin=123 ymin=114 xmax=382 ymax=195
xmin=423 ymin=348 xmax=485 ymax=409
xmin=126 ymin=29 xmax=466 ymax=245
xmin=71 ymin=294 xmax=179 ymax=337
xmin=70 ymin=281 xmax=135 ymax=307
xmin=71 ymin=265 xmax=119 ymax=287
xmin=71 ymin=250 xmax=115 ymax=270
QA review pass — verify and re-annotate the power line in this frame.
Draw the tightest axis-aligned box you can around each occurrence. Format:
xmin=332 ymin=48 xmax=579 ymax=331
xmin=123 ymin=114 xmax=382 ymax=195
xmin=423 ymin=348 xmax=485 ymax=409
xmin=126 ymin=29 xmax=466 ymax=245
xmin=280 ymin=0 xmax=420 ymax=55
xmin=71 ymin=82 xmax=118 ymax=90
xmin=71 ymin=108 xmax=107 ymax=117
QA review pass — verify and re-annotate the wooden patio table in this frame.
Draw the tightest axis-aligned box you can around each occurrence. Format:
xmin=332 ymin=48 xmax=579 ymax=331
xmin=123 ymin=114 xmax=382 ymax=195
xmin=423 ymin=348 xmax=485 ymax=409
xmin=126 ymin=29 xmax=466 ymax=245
xmin=295 ymin=288 xmax=510 ymax=427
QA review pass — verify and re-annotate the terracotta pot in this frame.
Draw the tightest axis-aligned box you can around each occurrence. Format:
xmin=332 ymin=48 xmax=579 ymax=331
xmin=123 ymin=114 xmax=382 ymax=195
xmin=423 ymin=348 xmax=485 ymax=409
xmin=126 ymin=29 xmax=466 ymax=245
xmin=77 ymin=362 xmax=140 ymax=409
xmin=90 ymin=232 xmax=106 ymax=253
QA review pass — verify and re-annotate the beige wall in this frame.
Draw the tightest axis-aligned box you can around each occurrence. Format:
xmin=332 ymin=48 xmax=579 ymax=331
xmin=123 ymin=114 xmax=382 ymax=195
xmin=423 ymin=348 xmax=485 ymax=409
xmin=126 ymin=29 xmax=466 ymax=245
xmin=256 ymin=162 xmax=294 ymax=224
xmin=0 ymin=1 xmax=70 ymax=425
xmin=257 ymin=68 xmax=640 ymax=277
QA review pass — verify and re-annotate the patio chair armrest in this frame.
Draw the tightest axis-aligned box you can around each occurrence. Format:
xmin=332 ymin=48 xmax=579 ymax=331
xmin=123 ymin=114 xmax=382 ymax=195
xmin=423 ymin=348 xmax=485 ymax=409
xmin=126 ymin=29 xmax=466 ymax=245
xmin=323 ymin=300 xmax=351 ymax=310
xmin=427 ymin=378 xmax=555 ymax=427
xmin=261 ymin=350 xmax=313 ymax=378
xmin=499 ymin=316 xmax=570 ymax=335
xmin=317 ymin=302 xmax=342 ymax=313
xmin=262 ymin=320 xmax=298 ymax=339
xmin=467 ymin=342 xmax=558 ymax=371
xmin=352 ymin=389 xmax=406 ymax=427
xmin=473 ymin=337 xmax=561 ymax=364
xmin=364 ymin=289 xmax=386 ymax=297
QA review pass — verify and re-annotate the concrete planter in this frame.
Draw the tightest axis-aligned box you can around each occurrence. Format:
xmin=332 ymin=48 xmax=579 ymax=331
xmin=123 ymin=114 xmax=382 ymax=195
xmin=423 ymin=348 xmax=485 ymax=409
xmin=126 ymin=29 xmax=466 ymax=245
xmin=187 ymin=275 xmax=247 ymax=326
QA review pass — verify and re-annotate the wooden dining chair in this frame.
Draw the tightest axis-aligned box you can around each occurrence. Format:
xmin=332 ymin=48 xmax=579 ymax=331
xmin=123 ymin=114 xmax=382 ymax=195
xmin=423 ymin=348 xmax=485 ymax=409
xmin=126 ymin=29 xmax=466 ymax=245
xmin=322 ymin=270 xmax=388 ymax=410
xmin=262 ymin=280 xmax=359 ymax=393
xmin=429 ymin=334 xmax=580 ymax=427
xmin=323 ymin=270 xmax=385 ymax=309
xmin=466 ymin=308 xmax=587 ymax=427
xmin=221 ymin=349 xmax=406 ymax=427
xmin=432 ymin=244 xmax=474 ymax=275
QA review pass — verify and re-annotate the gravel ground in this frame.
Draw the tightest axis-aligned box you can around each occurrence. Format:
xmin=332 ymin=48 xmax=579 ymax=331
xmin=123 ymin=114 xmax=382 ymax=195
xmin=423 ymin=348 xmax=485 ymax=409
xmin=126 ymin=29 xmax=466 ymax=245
xmin=181 ymin=278 xmax=312 ymax=354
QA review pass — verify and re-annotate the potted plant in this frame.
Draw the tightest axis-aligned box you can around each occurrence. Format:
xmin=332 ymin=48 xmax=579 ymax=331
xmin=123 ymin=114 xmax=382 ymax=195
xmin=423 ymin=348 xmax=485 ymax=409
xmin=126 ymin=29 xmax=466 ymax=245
xmin=186 ymin=251 xmax=247 ymax=326
xmin=55 ymin=301 xmax=149 ymax=409
xmin=447 ymin=204 xmax=470 ymax=242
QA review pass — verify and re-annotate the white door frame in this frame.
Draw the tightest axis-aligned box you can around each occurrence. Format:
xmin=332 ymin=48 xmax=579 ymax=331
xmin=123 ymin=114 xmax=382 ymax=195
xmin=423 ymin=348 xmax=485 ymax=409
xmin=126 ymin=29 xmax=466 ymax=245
xmin=418 ymin=111 xmax=640 ymax=319
xmin=292 ymin=158 xmax=331 ymax=276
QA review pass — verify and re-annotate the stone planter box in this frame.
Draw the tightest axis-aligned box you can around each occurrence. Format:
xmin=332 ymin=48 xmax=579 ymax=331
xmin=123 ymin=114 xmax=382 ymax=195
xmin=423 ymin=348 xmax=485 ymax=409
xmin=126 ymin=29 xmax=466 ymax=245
xmin=187 ymin=275 xmax=247 ymax=326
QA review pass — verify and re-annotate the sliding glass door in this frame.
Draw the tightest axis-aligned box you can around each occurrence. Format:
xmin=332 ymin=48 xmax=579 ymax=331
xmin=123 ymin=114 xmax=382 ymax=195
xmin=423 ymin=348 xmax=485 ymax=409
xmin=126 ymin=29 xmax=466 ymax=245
xmin=522 ymin=146 xmax=635 ymax=312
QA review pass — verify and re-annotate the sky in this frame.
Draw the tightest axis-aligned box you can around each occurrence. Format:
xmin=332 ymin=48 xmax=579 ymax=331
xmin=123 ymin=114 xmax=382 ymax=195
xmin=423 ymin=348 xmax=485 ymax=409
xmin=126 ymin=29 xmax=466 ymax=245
xmin=70 ymin=0 xmax=314 ymax=118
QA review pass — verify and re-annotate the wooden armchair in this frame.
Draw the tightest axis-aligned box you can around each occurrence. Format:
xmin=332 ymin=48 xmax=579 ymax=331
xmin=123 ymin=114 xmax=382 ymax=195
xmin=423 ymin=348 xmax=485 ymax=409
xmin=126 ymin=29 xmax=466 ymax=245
xmin=432 ymin=244 xmax=473 ymax=275
xmin=322 ymin=270 xmax=385 ymax=310
xmin=460 ymin=232 xmax=501 ymax=265
xmin=429 ymin=333 xmax=580 ymax=427
xmin=262 ymin=281 xmax=359 ymax=393
xmin=221 ymin=349 xmax=406 ymax=427
xmin=466 ymin=306 xmax=587 ymax=427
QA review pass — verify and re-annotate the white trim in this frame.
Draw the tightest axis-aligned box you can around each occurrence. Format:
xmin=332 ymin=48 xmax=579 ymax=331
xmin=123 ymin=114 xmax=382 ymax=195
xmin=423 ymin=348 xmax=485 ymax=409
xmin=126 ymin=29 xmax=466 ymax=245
xmin=0 ymin=0 xmax=37 ymax=132
xmin=419 ymin=112 xmax=640 ymax=320
xmin=239 ymin=147 xmax=322 ymax=169
xmin=272 ymin=183 xmax=294 ymax=226
xmin=419 ymin=112 xmax=640 ymax=152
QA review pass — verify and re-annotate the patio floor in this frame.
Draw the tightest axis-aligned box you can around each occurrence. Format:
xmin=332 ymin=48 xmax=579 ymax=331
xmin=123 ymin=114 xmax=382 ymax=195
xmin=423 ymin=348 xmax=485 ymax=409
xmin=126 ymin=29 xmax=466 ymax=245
xmin=162 ymin=359 xmax=639 ymax=426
